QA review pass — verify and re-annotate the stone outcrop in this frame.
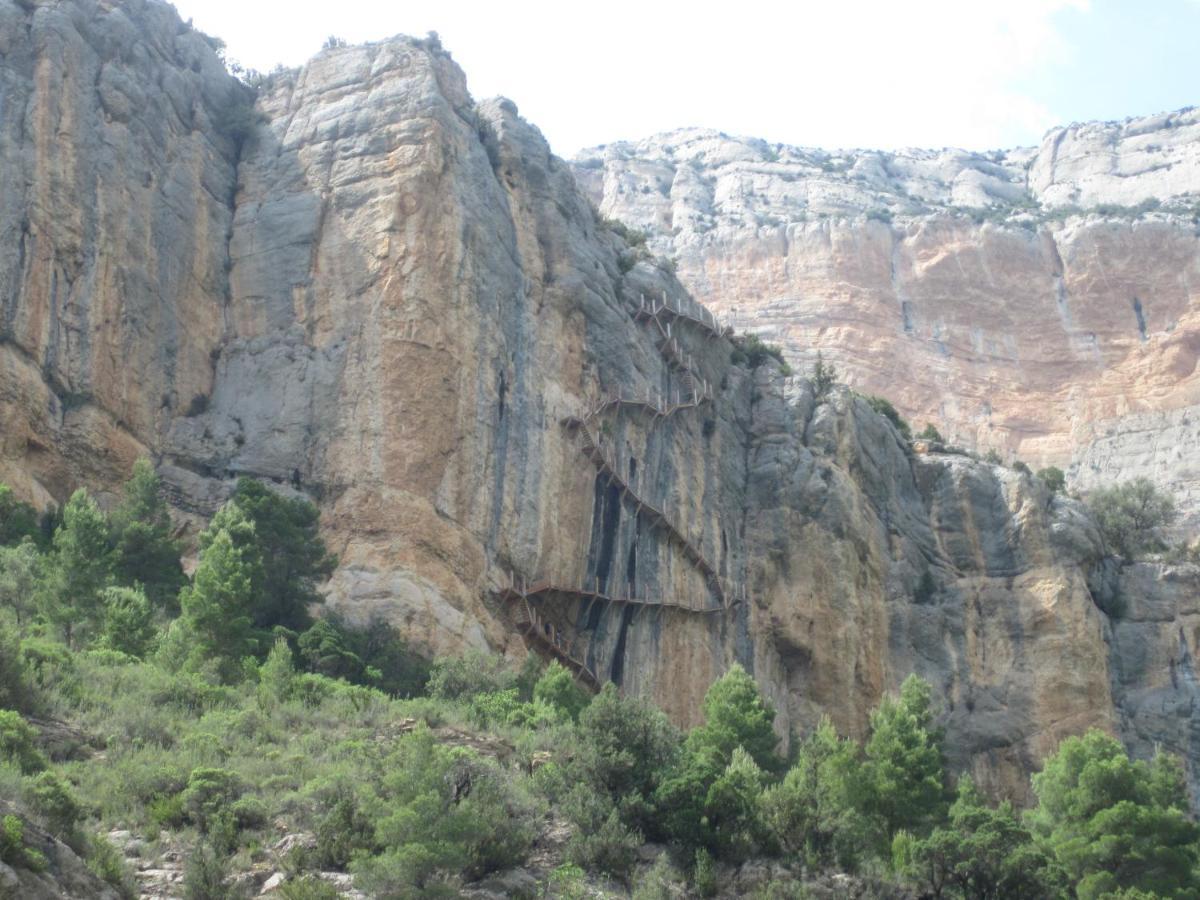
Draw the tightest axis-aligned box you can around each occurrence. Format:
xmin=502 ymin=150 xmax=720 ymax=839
xmin=1 ymin=0 xmax=1199 ymax=801
xmin=572 ymin=117 xmax=1200 ymax=532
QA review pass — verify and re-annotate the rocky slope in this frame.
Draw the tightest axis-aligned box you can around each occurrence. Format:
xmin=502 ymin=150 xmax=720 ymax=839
xmin=1 ymin=0 xmax=1198 ymax=803
xmin=573 ymin=117 xmax=1200 ymax=532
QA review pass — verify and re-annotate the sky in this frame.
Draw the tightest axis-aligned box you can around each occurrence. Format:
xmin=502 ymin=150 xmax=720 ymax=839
xmin=168 ymin=0 xmax=1200 ymax=157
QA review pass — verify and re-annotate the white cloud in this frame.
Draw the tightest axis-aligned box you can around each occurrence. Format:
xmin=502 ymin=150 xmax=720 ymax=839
xmin=169 ymin=0 xmax=1090 ymax=154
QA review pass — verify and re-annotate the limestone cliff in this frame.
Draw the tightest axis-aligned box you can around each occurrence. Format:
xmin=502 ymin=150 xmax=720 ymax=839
xmin=573 ymin=119 xmax=1200 ymax=532
xmin=1 ymin=0 xmax=1198 ymax=803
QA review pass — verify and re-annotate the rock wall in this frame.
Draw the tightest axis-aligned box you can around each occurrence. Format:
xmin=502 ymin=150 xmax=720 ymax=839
xmin=1 ymin=0 xmax=1198 ymax=801
xmin=572 ymin=119 xmax=1200 ymax=532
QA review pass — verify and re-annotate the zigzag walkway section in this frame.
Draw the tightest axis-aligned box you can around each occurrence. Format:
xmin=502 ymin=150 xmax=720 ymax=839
xmin=499 ymin=290 xmax=745 ymax=685
xmin=561 ymin=415 xmax=729 ymax=607
xmin=500 ymin=577 xmax=602 ymax=688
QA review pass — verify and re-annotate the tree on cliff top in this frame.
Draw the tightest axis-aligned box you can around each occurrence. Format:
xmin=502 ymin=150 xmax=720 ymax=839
xmin=1086 ymin=478 xmax=1176 ymax=559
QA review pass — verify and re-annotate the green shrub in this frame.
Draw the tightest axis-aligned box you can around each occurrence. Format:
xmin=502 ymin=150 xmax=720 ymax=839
xmin=732 ymin=333 xmax=789 ymax=372
xmin=984 ymin=449 xmax=1004 ymax=465
xmin=532 ymin=661 xmax=591 ymax=722
xmin=561 ymin=782 xmax=640 ymax=877
xmin=0 ymin=813 xmax=47 ymax=871
xmin=0 ymin=709 xmax=47 ymax=774
xmin=182 ymin=767 xmax=243 ymax=833
xmin=1012 ymin=460 xmax=1032 ymax=475
xmin=762 ymin=717 xmax=868 ymax=872
xmin=864 ymin=395 xmax=912 ymax=441
xmin=693 ymin=847 xmax=718 ymax=897
xmin=1087 ymin=478 xmax=1177 ymax=559
xmin=632 ymin=855 xmax=684 ymax=900
xmin=20 ymin=637 xmax=78 ymax=700
xmin=916 ymin=423 xmax=943 ymax=442
xmin=85 ymin=833 xmax=138 ymax=899
xmin=98 ymin=586 xmax=156 ymax=658
xmin=1037 ymin=466 xmax=1066 ymax=494
xmin=183 ymin=841 xmax=237 ymax=900
xmin=0 ymin=622 xmax=36 ymax=713
xmin=427 ymin=650 xmax=513 ymax=701
xmin=0 ymin=540 xmax=43 ymax=627
xmin=353 ymin=727 xmax=537 ymax=891
xmin=811 ymin=352 xmax=837 ymax=397
xmin=861 ymin=675 xmax=946 ymax=848
xmin=1030 ymin=730 xmax=1198 ymax=898
xmin=314 ymin=793 xmax=375 ymax=869
xmin=109 ymin=459 xmax=185 ymax=611
xmin=148 ymin=792 xmax=187 ymax=830
xmin=26 ymin=770 xmax=83 ymax=840
xmin=278 ymin=877 xmax=339 ymax=900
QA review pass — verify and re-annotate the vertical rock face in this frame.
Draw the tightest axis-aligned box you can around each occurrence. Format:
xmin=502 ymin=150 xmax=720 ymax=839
xmin=0 ymin=0 xmax=240 ymax=508
xmin=572 ymin=121 xmax=1200 ymax=532
xmin=1 ymin=0 xmax=1199 ymax=800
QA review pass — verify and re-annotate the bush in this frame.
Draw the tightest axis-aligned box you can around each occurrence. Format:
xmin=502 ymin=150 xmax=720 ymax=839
xmin=1087 ymin=478 xmax=1177 ymax=559
xmin=864 ymin=395 xmax=912 ymax=441
xmin=99 ymin=586 xmax=156 ymax=658
xmin=26 ymin=770 xmax=83 ymax=841
xmin=811 ymin=352 xmax=837 ymax=398
xmin=278 ymin=877 xmax=339 ymax=900
xmin=532 ymin=661 xmax=591 ymax=722
xmin=181 ymin=767 xmax=243 ymax=833
xmin=693 ymin=847 xmax=718 ymax=897
xmin=564 ymin=794 xmax=641 ymax=882
xmin=427 ymin=650 xmax=513 ymax=701
xmin=732 ymin=333 xmax=790 ymax=373
xmin=85 ymin=833 xmax=138 ymax=899
xmin=984 ymin=449 xmax=1004 ymax=465
xmin=916 ymin=423 xmax=943 ymax=442
xmin=183 ymin=841 xmax=237 ymax=900
xmin=1037 ymin=466 xmax=1066 ymax=494
xmin=0 ymin=813 xmax=47 ymax=871
xmin=1012 ymin=460 xmax=1032 ymax=476
xmin=0 ymin=709 xmax=47 ymax=774
xmin=0 ymin=622 xmax=36 ymax=713
xmin=314 ymin=793 xmax=374 ymax=869
xmin=352 ymin=727 xmax=538 ymax=891
xmin=1030 ymin=730 xmax=1199 ymax=898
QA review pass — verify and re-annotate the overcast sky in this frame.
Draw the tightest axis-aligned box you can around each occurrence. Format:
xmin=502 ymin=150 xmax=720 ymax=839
xmin=168 ymin=0 xmax=1200 ymax=157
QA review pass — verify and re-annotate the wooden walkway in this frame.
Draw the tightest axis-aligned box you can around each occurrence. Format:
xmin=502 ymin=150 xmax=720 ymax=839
xmin=498 ymin=290 xmax=748 ymax=673
xmin=561 ymin=415 xmax=728 ymax=606
xmin=501 ymin=572 xmax=723 ymax=617
xmin=582 ymin=379 xmax=713 ymax=425
xmin=635 ymin=293 xmax=732 ymax=341
xmin=503 ymin=582 xmax=602 ymax=688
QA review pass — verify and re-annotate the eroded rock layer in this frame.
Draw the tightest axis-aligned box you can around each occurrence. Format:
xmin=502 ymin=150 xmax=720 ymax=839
xmin=1 ymin=0 xmax=1198 ymax=801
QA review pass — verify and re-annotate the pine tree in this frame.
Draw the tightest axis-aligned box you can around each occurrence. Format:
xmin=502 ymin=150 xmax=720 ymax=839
xmin=98 ymin=586 xmax=156 ymax=658
xmin=224 ymin=478 xmax=337 ymax=631
xmin=111 ymin=459 xmax=185 ymax=610
xmin=180 ymin=504 xmax=263 ymax=677
xmin=40 ymin=489 xmax=114 ymax=646
xmin=0 ymin=541 xmax=42 ymax=626
xmin=1030 ymin=730 xmax=1200 ymax=899
xmin=861 ymin=675 xmax=947 ymax=845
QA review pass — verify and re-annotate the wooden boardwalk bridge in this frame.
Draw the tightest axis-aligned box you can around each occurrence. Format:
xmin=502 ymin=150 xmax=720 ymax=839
xmin=501 ymin=577 xmax=603 ymax=688
xmin=499 ymin=289 xmax=745 ymax=678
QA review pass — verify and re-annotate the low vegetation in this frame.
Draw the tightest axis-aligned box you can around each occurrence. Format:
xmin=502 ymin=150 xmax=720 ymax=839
xmin=1 ymin=464 xmax=1197 ymax=897
xmin=730 ymin=333 xmax=792 ymax=375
